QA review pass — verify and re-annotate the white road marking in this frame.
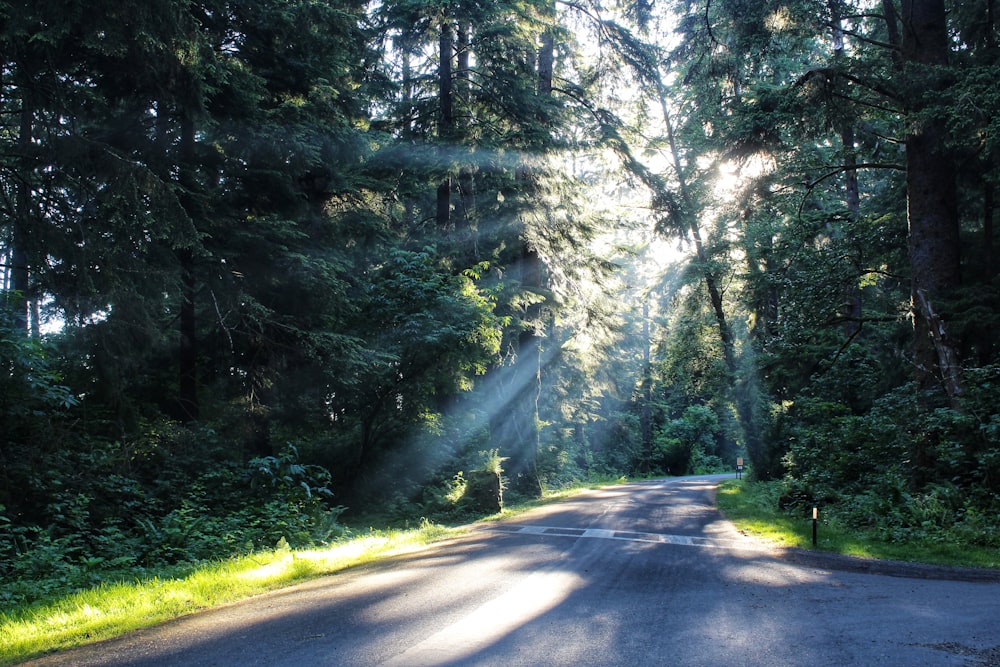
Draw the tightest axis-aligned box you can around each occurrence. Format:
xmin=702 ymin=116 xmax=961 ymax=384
xmin=486 ymin=524 xmax=772 ymax=552
xmin=381 ymin=524 xmax=773 ymax=664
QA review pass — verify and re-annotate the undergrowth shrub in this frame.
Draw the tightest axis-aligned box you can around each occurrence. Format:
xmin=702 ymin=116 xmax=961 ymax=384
xmin=776 ymin=366 xmax=1000 ymax=548
xmin=0 ymin=435 xmax=343 ymax=612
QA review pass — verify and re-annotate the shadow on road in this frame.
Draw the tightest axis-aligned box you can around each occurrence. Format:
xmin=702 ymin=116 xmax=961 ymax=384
xmin=23 ymin=475 xmax=1000 ymax=667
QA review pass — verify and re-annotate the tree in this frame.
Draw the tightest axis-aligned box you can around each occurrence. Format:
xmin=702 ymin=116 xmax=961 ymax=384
xmin=900 ymin=0 xmax=964 ymax=405
xmin=647 ymin=0 xmax=1000 ymax=502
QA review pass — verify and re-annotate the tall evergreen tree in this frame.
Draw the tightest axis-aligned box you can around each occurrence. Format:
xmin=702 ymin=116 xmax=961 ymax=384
xmin=900 ymin=0 xmax=964 ymax=405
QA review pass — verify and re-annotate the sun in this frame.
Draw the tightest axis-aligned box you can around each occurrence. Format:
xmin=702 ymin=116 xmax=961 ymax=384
xmin=714 ymin=160 xmax=741 ymax=198
xmin=713 ymin=156 xmax=775 ymax=200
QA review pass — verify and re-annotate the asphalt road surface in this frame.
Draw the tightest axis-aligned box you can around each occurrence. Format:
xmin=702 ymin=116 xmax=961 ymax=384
xmin=23 ymin=475 xmax=1000 ymax=666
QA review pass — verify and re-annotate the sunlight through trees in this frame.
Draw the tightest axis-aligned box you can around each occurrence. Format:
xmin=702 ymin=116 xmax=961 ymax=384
xmin=2 ymin=0 xmax=999 ymax=614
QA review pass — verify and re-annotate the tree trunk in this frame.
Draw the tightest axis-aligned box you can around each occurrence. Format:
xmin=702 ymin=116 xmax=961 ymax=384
xmin=177 ymin=114 xmax=200 ymax=422
xmin=901 ymin=0 xmax=963 ymax=406
xmin=639 ymin=300 xmax=653 ymax=473
xmin=439 ymin=19 xmax=454 ymax=136
xmin=402 ymin=50 xmax=414 ymax=137
xmin=178 ymin=247 xmax=199 ymax=422
xmin=655 ymin=69 xmax=770 ymax=476
xmin=519 ymin=5 xmax=557 ymax=496
xmin=400 ymin=52 xmax=418 ymax=230
xmin=977 ymin=184 xmax=995 ymax=365
xmin=659 ymin=87 xmax=735 ymax=374
xmin=830 ymin=0 xmax=863 ymax=337
xmin=985 ymin=184 xmax=995 ymax=283
xmin=456 ymin=21 xmax=478 ymax=262
xmin=882 ymin=0 xmax=901 ymax=62
xmin=492 ymin=5 xmax=556 ymax=497
xmin=437 ymin=17 xmax=454 ymax=231
xmin=456 ymin=21 xmax=471 ymax=110
xmin=246 ymin=335 xmax=273 ymax=458
xmin=989 ymin=0 xmax=997 ymax=50
xmin=10 ymin=76 xmax=33 ymax=334
xmin=840 ymin=123 xmax=863 ymax=337
xmin=537 ymin=27 xmax=554 ymax=98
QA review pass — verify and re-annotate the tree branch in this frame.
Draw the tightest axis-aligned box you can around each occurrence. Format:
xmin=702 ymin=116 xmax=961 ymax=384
xmin=822 ymin=20 xmax=900 ymax=51
xmin=805 ymin=162 xmax=905 ymax=191
xmin=797 ymin=162 xmax=905 ymax=220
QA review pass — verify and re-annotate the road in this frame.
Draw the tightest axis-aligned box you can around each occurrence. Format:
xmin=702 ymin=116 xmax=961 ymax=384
xmin=23 ymin=475 xmax=1000 ymax=666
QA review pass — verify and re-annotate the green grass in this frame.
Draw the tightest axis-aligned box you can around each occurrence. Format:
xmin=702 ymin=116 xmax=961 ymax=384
xmin=0 ymin=478 xmax=632 ymax=665
xmin=0 ymin=523 xmax=460 ymax=666
xmin=716 ymin=479 xmax=1000 ymax=570
xmin=25 ymin=474 xmax=977 ymax=665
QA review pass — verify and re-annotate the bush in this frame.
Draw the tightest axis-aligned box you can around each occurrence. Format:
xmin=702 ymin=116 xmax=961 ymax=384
xmin=652 ymin=405 xmax=720 ymax=475
xmin=776 ymin=366 xmax=1000 ymax=549
xmin=0 ymin=434 xmax=343 ymax=611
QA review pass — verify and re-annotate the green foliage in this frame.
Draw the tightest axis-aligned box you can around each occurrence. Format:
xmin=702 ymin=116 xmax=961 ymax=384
xmin=592 ymin=411 xmax=646 ymax=476
xmin=635 ymin=0 xmax=1000 ymax=543
xmin=453 ymin=450 xmax=507 ymax=515
xmin=396 ymin=448 xmax=509 ymax=522
xmin=719 ymin=480 xmax=1000 ymax=568
xmin=0 ymin=431 xmax=344 ymax=611
xmin=0 ymin=319 xmax=78 ymax=417
xmin=776 ymin=366 xmax=1000 ymax=548
xmin=477 ymin=448 xmax=508 ymax=477
xmin=249 ymin=444 xmax=336 ymax=503
xmin=838 ymin=479 xmax=1000 ymax=549
xmin=4 ymin=0 xmax=1000 ymax=628
xmin=1 ymin=521 xmax=460 ymax=666
xmin=544 ymin=410 xmax=645 ymax=485
xmin=442 ymin=472 xmax=469 ymax=506
xmin=652 ymin=405 xmax=723 ymax=475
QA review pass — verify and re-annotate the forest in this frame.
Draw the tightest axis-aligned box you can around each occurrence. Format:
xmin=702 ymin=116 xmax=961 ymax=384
xmin=2 ymin=0 xmax=999 ymax=608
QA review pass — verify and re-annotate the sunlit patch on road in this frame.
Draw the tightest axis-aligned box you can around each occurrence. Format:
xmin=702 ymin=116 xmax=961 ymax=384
xmin=380 ymin=566 xmax=582 ymax=665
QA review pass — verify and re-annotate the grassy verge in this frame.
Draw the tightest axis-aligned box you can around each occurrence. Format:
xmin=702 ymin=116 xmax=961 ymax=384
xmin=21 ymin=474 xmax=996 ymax=665
xmin=0 ymin=477 xmax=629 ymax=665
xmin=716 ymin=479 xmax=1000 ymax=570
xmin=0 ymin=522 xmax=458 ymax=666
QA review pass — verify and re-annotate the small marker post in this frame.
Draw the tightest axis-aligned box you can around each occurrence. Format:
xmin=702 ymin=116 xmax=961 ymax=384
xmin=812 ymin=507 xmax=818 ymax=546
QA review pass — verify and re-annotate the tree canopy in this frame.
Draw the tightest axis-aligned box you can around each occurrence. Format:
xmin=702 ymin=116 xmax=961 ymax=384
xmin=2 ymin=0 xmax=998 ymax=608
